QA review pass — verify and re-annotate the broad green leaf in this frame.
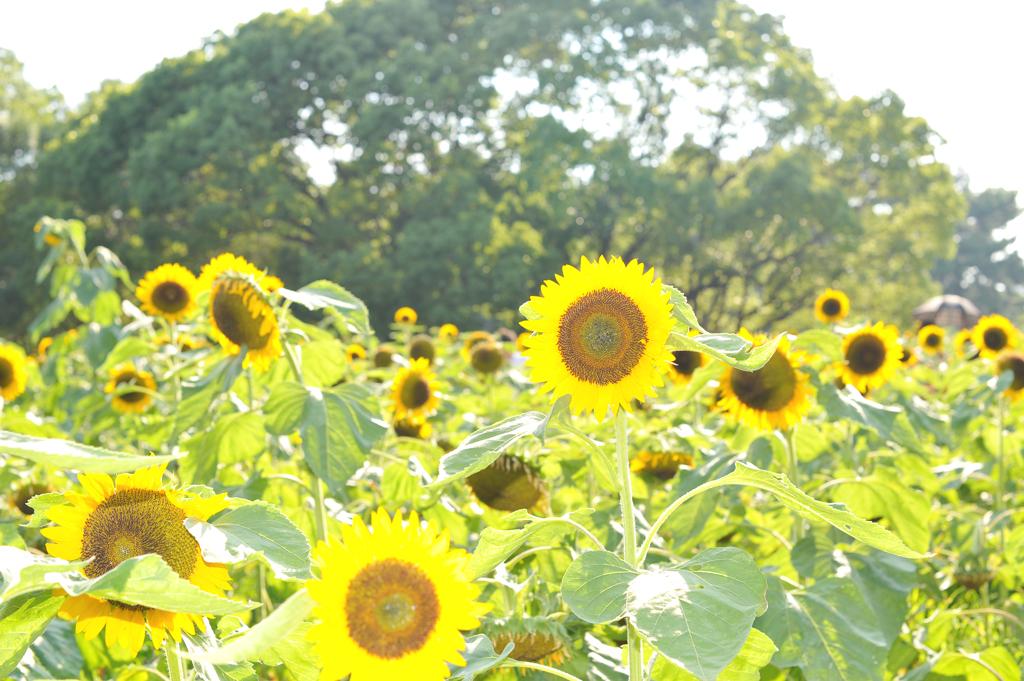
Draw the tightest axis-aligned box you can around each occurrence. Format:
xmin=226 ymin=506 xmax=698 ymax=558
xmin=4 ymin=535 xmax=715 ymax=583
xmin=428 ymin=412 xmax=547 ymax=488
xmin=12 ymin=617 xmax=83 ymax=681
xmin=530 ymin=394 xmax=571 ymax=445
xmin=22 ymin=492 xmax=69 ymax=528
xmin=100 ymin=336 xmax=152 ymax=370
xmin=279 ymin=281 xmax=373 ymax=336
xmin=183 ymin=624 xmax=258 ymax=681
xmin=247 ymin=622 xmax=318 ymax=681
xmin=518 ymin=301 xmax=541 ymax=321
xmin=627 ymin=548 xmax=767 ymax=681
xmin=448 ymin=635 xmax=515 ymax=680
xmin=300 ymin=339 xmax=346 ymax=388
xmin=930 ymin=647 xmax=1021 ymax=681
xmin=183 ymin=590 xmax=315 ymax=664
xmin=791 ymin=328 xmax=843 ymax=362
xmin=0 ymin=524 xmax=25 ymax=550
xmin=650 ymin=628 xmax=777 ymax=681
xmin=561 ymin=550 xmax=638 ymax=623
xmin=301 ymin=384 xmax=388 ymax=496
xmin=28 ymin=296 xmax=71 ymax=342
xmin=817 ymin=383 xmax=923 ymax=453
xmin=667 ymin=331 xmax=782 ymax=372
xmin=217 ymin=413 xmax=267 ymax=465
xmin=0 ymin=547 xmax=87 ymax=605
xmin=465 ymin=510 xmax=596 ymax=580
xmin=186 ymin=501 xmax=312 ymax=581
xmin=0 ymin=593 xmax=63 ymax=677
xmin=831 ymin=470 xmax=931 ymax=555
xmin=263 ymin=381 xmax=309 ymax=436
xmin=756 ymin=577 xmax=888 ymax=681
xmin=663 ymin=284 xmax=707 ymax=333
xmin=0 ymin=430 xmax=177 ymax=473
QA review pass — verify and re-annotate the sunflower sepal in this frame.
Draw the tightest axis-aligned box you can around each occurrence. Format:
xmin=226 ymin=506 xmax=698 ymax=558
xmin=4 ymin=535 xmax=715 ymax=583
xmin=667 ymin=330 xmax=783 ymax=372
xmin=428 ymin=411 xmax=547 ymax=489
xmin=662 ymin=283 xmax=707 ymax=334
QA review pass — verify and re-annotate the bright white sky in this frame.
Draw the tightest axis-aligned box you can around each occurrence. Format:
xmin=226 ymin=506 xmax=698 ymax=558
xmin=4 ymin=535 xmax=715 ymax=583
xmin=1 ymin=0 xmax=1021 ymax=236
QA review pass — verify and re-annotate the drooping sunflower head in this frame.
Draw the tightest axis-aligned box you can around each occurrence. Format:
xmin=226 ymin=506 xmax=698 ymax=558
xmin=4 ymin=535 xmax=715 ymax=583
xmin=971 ymin=315 xmax=1018 ymax=360
xmin=208 ymin=272 xmax=282 ymax=372
xmin=833 ymin=322 xmax=902 ymax=393
xmin=917 ymin=325 xmax=945 ymax=355
xmin=374 ymin=346 xmax=395 ymax=368
xmin=465 ymin=454 xmax=546 ymax=512
xmin=394 ymin=416 xmax=432 ymax=439
xmin=347 ymin=344 xmax=367 ymax=362
xmin=521 ymin=256 xmax=674 ymax=421
xmin=471 ymin=341 xmax=505 ymax=374
xmin=954 ymin=328 xmax=974 ymax=359
xmin=630 ymin=451 xmax=695 ymax=481
xmin=395 ymin=307 xmax=418 ymax=324
xmin=306 ymin=508 xmax=490 ymax=681
xmin=814 ymin=289 xmax=850 ymax=323
xmin=717 ymin=331 xmax=810 ymax=431
xmin=0 ymin=344 xmax=28 ymax=402
xmin=439 ymin=323 xmax=459 ymax=341
xmin=409 ymin=335 xmax=436 ymax=364
xmin=516 ymin=331 xmax=530 ymax=352
xmin=995 ymin=351 xmax=1024 ymax=402
xmin=462 ymin=331 xmax=495 ymax=361
xmin=104 ymin=363 xmax=157 ymax=414
xmin=42 ymin=463 xmax=232 ymax=656
xmin=8 ymin=482 xmax=53 ymax=516
xmin=481 ymin=617 xmax=571 ymax=672
xmin=390 ymin=358 xmax=440 ymax=421
xmin=898 ymin=342 xmax=918 ymax=368
xmin=135 ymin=264 xmax=199 ymax=322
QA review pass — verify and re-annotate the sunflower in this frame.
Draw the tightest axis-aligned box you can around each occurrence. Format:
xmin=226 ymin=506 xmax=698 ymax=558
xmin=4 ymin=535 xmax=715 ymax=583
xmin=8 ymin=482 xmax=54 ymax=516
xmin=439 ymin=324 xmax=459 ymax=341
xmin=135 ymin=264 xmax=199 ymax=322
xmin=917 ymin=325 xmax=945 ymax=355
xmin=971 ymin=315 xmax=1018 ymax=360
xmin=521 ymin=256 xmax=674 ymax=420
xmin=306 ymin=508 xmax=489 ymax=681
xmin=482 ymin=617 xmax=571 ymax=675
xmin=898 ymin=343 xmax=918 ymax=368
xmin=390 ymin=358 xmax=440 ymax=421
xmin=409 ymin=335 xmax=436 ymax=363
xmin=197 ymin=253 xmax=277 ymax=291
xmin=630 ymin=451 xmax=695 ymax=481
xmin=207 ymin=271 xmax=282 ymax=372
xmin=814 ymin=289 xmax=850 ymax=324
xmin=667 ymin=341 xmax=708 ymax=386
xmin=834 ymin=322 xmax=902 ymax=393
xmin=717 ymin=331 xmax=810 ymax=431
xmin=42 ymin=463 xmax=233 ymax=656
xmin=374 ymin=346 xmax=395 ymax=368
xmin=37 ymin=337 xmax=53 ymax=360
xmin=995 ymin=352 xmax=1024 ymax=402
xmin=0 ymin=344 xmax=28 ymax=402
xmin=395 ymin=307 xmax=418 ymax=324
xmin=470 ymin=342 xmax=504 ymax=374
xmin=516 ymin=332 xmax=530 ymax=352
xmin=394 ymin=417 xmax=432 ymax=439
xmin=462 ymin=331 xmax=495 ymax=361
xmin=953 ymin=328 xmax=974 ymax=359
xmin=347 ymin=344 xmax=367 ymax=362
xmin=465 ymin=454 xmax=546 ymax=512
xmin=104 ymin=363 xmax=157 ymax=414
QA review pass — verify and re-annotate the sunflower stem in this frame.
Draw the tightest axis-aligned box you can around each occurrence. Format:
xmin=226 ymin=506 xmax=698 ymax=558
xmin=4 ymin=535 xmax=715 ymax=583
xmin=312 ymin=473 xmax=329 ymax=545
xmin=283 ymin=340 xmax=304 ymax=383
xmin=614 ymin=409 xmax=643 ymax=681
xmin=785 ymin=426 xmax=805 ymax=543
xmin=165 ymin=640 xmax=186 ymax=681
xmin=996 ymin=396 xmax=1006 ymax=552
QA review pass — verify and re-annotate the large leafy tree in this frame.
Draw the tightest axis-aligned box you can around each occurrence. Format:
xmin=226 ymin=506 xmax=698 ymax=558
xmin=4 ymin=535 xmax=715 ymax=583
xmin=0 ymin=0 xmax=966 ymax=335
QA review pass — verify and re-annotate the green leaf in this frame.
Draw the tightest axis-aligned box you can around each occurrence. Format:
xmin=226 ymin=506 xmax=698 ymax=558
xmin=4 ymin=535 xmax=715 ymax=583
xmin=301 ymin=384 xmax=388 ymax=496
xmin=100 ymin=337 xmax=153 ymax=370
xmin=755 ymin=577 xmax=888 ymax=681
xmin=13 ymin=617 xmax=83 ymax=681
xmin=0 ymin=548 xmax=87 ymax=605
xmin=663 ymin=284 xmax=707 ymax=334
xmin=182 ymin=624 xmax=258 ymax=681
xmin=93 ymin=246 xmax=133 ymax=289
xmin=465 ymin=510 xmax=595 ymax=580
xmin=0 ymin=524 xmax=25 ymax=550
xmin=448 ymin=635 xmax=515 ymax=680
xmin=28 ymin=296 xmax=72 ymax=342
xmin=263 ymin=381 xmax=309 ymax=436
xmin=0 ymin=593 xmax=64 ymax=677
xmin=217 ymin=413 xmax=267 ymax=465
xmin=279 ymin=281 xmax=373 ymax=336
xmin=299 ymin=339 xmax=346 ymax=388
xmin=831 ymin=470 xmax=931 ymax=555
xmin=428 ymin=412 xmax=547 ymax=488
xmin=0 ymin=430 xmax=177 ymax=474
xmin=530 ymin=394 xmax=571 ymax=446
xmin=627 ymin=548 xmax=767 ymax=681
xmin=667 ymin=331 xmax=782 ymax=372
xmin=182 ymin=590 xmax=315 ymax=665
xmin=930 ymin=647 xmax=1021 ymax=681
xmin=247 ymin=622 xmax=318 ymax=681
xmin=650 ymin=628 xmax=777 ymax=681
xmin=22 ymin=493 xmax=69 ymax=528
xmin=518 ymin=301 xmax=541 ymax=321
xmin=560 ymin=551 xmax=639 ymax=624
xmin=817 ymin=383 xmax=923 ymax=453
xmin=185 ymin=501 xmax=312 ymax=581
xmin=790 ymin=329 xmax=843 ymax=362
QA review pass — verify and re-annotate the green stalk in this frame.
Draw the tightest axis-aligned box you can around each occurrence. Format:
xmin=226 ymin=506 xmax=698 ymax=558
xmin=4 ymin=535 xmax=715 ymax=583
xmin=996 ymin=396 xmax=1005 ymax=514
xmin=165 ymin=640 xmax=186 ymax=681
xmin=615 ymin=409 xmax=642 ymax=681
xmin=785 ymin=426 xmax=805 ymax=542
xmin=283 ymin=340 xmax=328 ymax=544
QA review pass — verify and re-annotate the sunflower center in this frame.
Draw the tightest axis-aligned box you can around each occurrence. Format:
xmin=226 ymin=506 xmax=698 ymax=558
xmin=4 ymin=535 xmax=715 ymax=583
xmin=114 ymin=373 xmax=148 ymax=403
xmin=846 ymin=334 xmax=887 ymax=375
xmin=211 ymin=279 xmax=272 ymax=351
xmin=0 ymin=357 xmax=13 ymax=389
xmin=997 ymin=354 xmax=1024 ymax=391
xmin=466 ymin=454 xmax=545 ymax=511
xmin=983 ymin=327 xmax=1008 ymax=352
xmin=81 ymin=488 xmax=198 ymax=607
xmin=671 ymin=350 xmax=702 ymax=376
xmin=729 ymin=351 xmax=797 ymax=412
xmin=151 ymin=281 xmax=191 ymax=313
xmin=925 ymin=333 xmax=941 ymax=348
xmin=400 ymin=374 xmax=431 ymax=409
xmin=558 ymin=289 xmax=648 ymax=385
xmin=821 ymin=298 xmax=842 ymax=317
xmin=345 ymin=558 xmax=440 ymax=659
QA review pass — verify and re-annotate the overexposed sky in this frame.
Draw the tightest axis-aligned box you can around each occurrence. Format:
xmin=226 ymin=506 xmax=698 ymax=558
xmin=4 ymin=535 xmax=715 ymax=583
xmin=1 ymin=0 xmax=1021 ymax=235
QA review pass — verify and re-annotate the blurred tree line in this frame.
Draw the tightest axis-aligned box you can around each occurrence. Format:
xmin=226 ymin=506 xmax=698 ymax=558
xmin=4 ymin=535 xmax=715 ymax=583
xmin=0 ymin=0 xmax=1019 ymax=337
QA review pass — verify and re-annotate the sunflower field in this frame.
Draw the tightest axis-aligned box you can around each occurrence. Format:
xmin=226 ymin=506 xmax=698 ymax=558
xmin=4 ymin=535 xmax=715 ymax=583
xmin=0 ymin=217 xmax=1022 ymax=681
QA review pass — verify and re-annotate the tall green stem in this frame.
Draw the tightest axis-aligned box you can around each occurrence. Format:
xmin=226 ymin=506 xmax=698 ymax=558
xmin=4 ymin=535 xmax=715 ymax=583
xmin=284 ymin=340 xmax=327 ymax=543
xmin=615 ymin=410 xmax=642 ymax=681
xmin=996 ymin=396 xmax=1005 ymax=513
xmin=165 ymin=640 xmax=186 ymax=681
xmin=785 ymin=426 xmax=804 ymax=542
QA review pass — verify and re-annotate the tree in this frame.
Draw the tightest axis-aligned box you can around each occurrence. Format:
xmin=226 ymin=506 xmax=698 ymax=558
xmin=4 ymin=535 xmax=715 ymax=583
xmin=0 ymin=0 xmax=965 ymax=336
xmin=932 ymin=187 xmax=1024 ymax=320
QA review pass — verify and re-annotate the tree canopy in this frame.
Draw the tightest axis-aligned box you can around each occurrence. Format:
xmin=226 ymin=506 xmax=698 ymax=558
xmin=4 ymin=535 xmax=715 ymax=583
xmin=0 ymin=0 xmax=986 ymax=336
